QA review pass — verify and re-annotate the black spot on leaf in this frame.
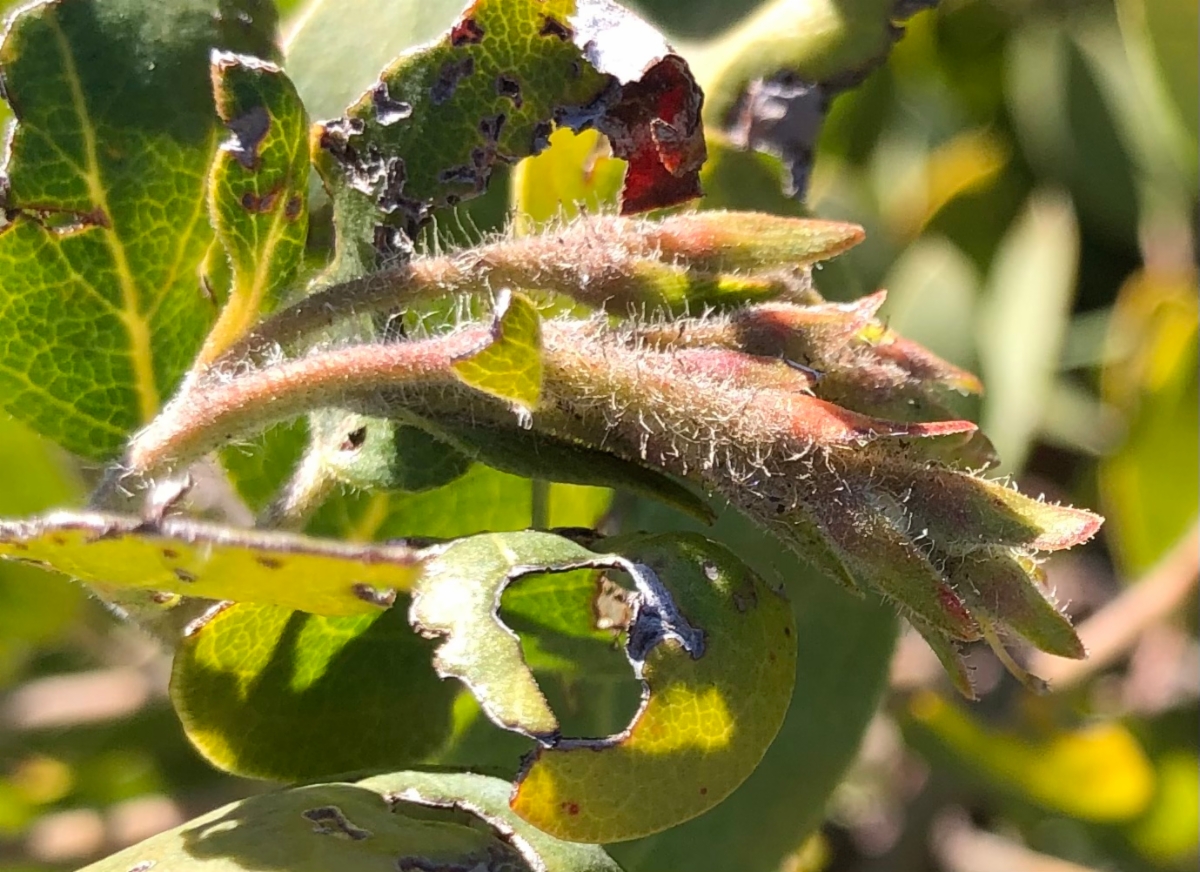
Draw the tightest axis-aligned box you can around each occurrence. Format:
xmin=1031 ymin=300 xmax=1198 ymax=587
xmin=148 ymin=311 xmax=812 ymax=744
xmin=539 ymin=15 xmax=573 ymax=40
xmin=495 ymin=73 xmax=523 ymax=108
xmin=479 ymin=113 xmax=506 ymax=142
xmin=449 ymin=15 xmax=485 ymax=46
xmin=223 ymin=104 xmax=270 ymax=170
xmin=371 ymin=81 xmax=412 ymax=127
xmin=430 ymin=56 xmax=475 ymax=105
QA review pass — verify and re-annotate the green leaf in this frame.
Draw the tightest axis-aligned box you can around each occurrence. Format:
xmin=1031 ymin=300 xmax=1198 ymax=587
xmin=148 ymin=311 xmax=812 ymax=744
xmin=0 ymin=0 xmax=278 ymax=459
xmin=0 ymin=511 xmax=423 ymax=616
xmin=222 ymin=419 xmax=310 ymax=512
xmin=0 ymin=418 xmax=84 ymax=678
xmin=283 ymin=0 xmax=460 ymax=122
xmin=1006 ymin=23 xmax=1140 ymax=245
xmin=423 ymin=418 xmax=713 ymax=524
xmin=313 ymin=0 xmax=707 ymax=251
xmin=78 ymin=770 xmax=622 ymax=871
xmin=171 ymin=457 xmax=544 ymax=783
xmin=308 ymin=462 xmax=537 ymax=541
xmin=978 ymin=189 xmax=1079 ymax=471
xmin=1116 ymin=0 xmax=1198 ymax=151
xmin=171 ymin=601 xmax=456 ymax=781
xmin=696 ymin=133 xmax=806 ymax=215
xmin=607 ymin=500 xmax=895 ymax=872
xmin=1099 ymin=269 xmax=1199 ymax=575
xmin=691 ymin=0 xmax=900 ymax=125
xmin=500 ymin=566 xmax=633 ymax=677
xmin=452 ymin=290 xmax=544 ymax=415
xmin=197 ymin=51 xmax=310 ymax=366
xmin=413 ymin=531 xmax=609 ymax=738
xmin=1125 ymin=750 xmax=1200 ymax=865
xmin=319 ymin=413 xmax=473 ymax=494
xmin=510 ymin=533 xmax=796 ymax=844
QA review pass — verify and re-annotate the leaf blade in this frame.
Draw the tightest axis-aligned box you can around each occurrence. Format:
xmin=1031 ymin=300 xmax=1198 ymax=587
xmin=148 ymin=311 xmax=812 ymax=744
xmin=0 ymin=0 xmax=279 ymax=458
xmin=0 ymin=511 xmax=423 ymax=616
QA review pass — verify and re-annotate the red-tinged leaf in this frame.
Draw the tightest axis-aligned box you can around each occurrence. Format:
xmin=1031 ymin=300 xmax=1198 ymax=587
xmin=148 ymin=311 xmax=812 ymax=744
xmin=863 ymin=462 xmax=1104 ymax=554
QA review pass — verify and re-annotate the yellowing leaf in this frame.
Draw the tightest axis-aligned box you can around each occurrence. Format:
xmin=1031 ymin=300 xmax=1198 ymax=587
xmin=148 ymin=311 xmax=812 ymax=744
xmin=906 ymin=691 xmax=1156 ymax=822
xmin=1099 ymin=268 xmax=1199 ymax=575
xmin=0 ymin=511 xmax=423 ymax=616
xmin=452 ymin=290 xmax=544 ymax=415
xmin=511 ymin=533 xmax=796 ymax=843
xmin=512 ymin=127 xmax=625 ymax=233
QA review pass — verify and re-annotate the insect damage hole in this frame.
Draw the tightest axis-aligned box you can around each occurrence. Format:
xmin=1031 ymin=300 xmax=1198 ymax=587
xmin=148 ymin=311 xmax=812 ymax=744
xmin=498 ymin=566 xmax=642 ymax=739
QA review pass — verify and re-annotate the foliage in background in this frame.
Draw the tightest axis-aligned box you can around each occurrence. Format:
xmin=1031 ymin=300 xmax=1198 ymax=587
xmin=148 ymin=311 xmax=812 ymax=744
xmin=0 ymin=0 xmax=1192 ymax=871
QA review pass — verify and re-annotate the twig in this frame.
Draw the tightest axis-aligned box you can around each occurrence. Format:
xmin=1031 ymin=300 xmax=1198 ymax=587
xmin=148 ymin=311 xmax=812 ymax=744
xmin=932 ymin=808 xmax=1102 ymax=872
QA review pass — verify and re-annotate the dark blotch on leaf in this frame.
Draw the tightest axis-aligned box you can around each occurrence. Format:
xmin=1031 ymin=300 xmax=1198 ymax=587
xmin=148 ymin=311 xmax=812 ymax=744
xmin=341 ymin=426 xmax=368 ymax=451
xmin=530 ymin=120 xmax=553 ymax=154
xmin=371 ymin=81 xmax=413 ymax=127
xmin=301 ymin=805 xmax=372 ymax=840
xmin=449 ymin=15 xmax=485 ymax=46
xmin=284 ymin=195 xmax=302 ymax=220
xmin=373 ymin=224 xmax=413 ymax=265
xmin=173 ymin=567 xmax=197 ymax=583
xmin=479 ymin=113 xmax=506 ymax=142
xmin=397 ymin=846 xmax=521 ymax=872
xmin=625 ymin=563 xmax=706 ymax=663
xmin=430 ymin=56 xmax=475 ymax=106
xmin=224 ymin=104 xmax=270 ymax=170
xmin=352 ymin=583 xmax=397 ymax=608
xmin=239 ymin=188 xmax=281 ymax=213
xmin=495 ymin=73 xmax=523 ymax=108
xmin=255 ymin=555 xmax=283 ymax=569
xmin=539 ymin=14 xmax=574 ymax=40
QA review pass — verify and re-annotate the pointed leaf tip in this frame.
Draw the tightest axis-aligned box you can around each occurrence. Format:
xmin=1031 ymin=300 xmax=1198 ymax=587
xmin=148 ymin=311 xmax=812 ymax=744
xmin=951 ymin=551 xmax=1086 ymax=660
xmin=451 ymin=290 xmax=544 ymax=415
xmin=650 ymin=212 xmax=865 ymax=273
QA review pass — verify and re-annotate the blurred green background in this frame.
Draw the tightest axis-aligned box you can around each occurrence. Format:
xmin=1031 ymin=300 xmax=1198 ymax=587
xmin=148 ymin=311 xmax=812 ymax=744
xmin=0 ymin=0 xmax=1195 ymax=870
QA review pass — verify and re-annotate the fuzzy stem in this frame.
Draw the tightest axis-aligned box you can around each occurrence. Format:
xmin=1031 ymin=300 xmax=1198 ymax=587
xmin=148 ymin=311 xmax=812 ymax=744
xmin=127 ymin=327 xmax=491 ymax=474
xmin=257 ymin=446 xmax=341 ymax=531
xmin=204 ymin=212 xmax=862 ymax=375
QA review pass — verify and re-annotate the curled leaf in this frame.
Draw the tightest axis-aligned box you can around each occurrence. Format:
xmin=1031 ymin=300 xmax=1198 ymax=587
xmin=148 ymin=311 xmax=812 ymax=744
xmin=197 ymin=51 xmax=310 ymax=366
xmin=119 ymin=209 xmax=1100 ymax=696
xmin=411 ymin=531 xmax=605 ymax=739
xmin=452 ymin=290 xmax=544 ymax=417
xmin=205 ymin=211 xmax=864 ymax=374
xmin=410 ymin=529 xmax=794 ymax=841
xmin=511 ymin=533 xmax=796 ymax=843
